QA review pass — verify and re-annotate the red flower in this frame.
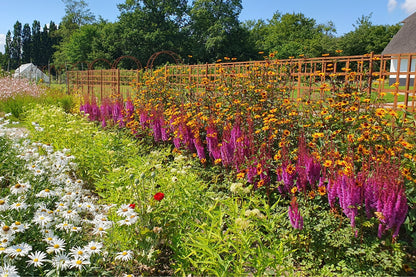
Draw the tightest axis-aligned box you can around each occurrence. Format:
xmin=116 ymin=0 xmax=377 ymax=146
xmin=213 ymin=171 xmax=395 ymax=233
xmin=129 ymin=203 xmax=136 ymax=209
xmin=153 ymin=192 xmax=165 ymax=201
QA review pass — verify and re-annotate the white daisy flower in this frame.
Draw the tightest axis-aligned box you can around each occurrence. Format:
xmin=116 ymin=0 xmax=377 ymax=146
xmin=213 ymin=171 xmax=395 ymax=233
xmin=84 ymin=241 xmax=103 ymax=255
xmin=69 ymin=246 xmax=90 ymax=259
xmin=0 ymin=264 xmax=19 ymax=277
xmin=27 ymin=251 xmax=48 ymax=267
xmin=70 ymin=256 xmax=91 ymax=270
xmin=0 ymin=223 xmax=15 ymax=237
xmin=51 ymin=253 xmax=71 ymax=270
xmin=115 ymin=250 xmax=134 ymax=262
xmin=47 ymin=237 xmax=66 ymax=254
xmin=116 ymin=204 xmax=135 ymax=217
xmin=10 ymin=201 xmax=28 ymax=211
xmin=91 ymin=223 xmax=110 ymax=237
xmin=35 ymin=188 xmax=56 ymax=198
xmin=61 ymin=209 xmax=80 ymax=221
xmin=10 ymin=181 xmax=31 ymax=195
xmin=43 ymin=234 xmax=59 ymax=245
xmin=6 ymin=242 xmax=32 ymax=258
xmin=0 ymin=198 xmax=9 ymax=211
xmin=10 ymin=221 xmax=28 ymax=233
xmin=56 ymin=221 xmax=74 ymax=232
xmin=0 ymin=234 xmax=15 ymax=246
xmin=32 ymin=214 xmax=53 ymax=228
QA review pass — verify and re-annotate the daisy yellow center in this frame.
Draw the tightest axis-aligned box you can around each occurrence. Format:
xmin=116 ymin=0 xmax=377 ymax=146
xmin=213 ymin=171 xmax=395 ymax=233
xmin=76 ymin=260 xmax=82 ymax=265
xmin=98 ymin=227 xmax=103 ymax=231
xmin=67 ymin=210 xmax=72 ymax=213
xmin=0 ymin=247 xmax=5 ymax=251
xmin=16 ymin=203 xmax=21 ymax=207
xmin=47 ymin=237 xmax=52 ymax=241
xmin=2 ymin=226 xmax=10 ymax=231
xmin=91 ymin=246 xmax=96 ymax=250
xmin=15 ymin=183 xmax=21 ymax=188
xmin=77 ymin=250 xmax=83 ymax=255
xmin=16 ymin=248 xmax=22 ymax=252
xmin=54 ymin=244 xmax=60 ymax=249
xmin=0 ymin=200 xmax=5 ymax=205
xmin=122 ymin=208 xmax=128 ymax=212
xmin=45 ymin=189 xmax=50 ymax=192
xmin=122 ymin=251 xmax=127 ymax=256
xmin=34 ymin=258 xmax=39 ymax=262
xmin=40 ymin=216 xmax=45 ymax=220
xmin=15 ymin=222 xmax=21 ymax=225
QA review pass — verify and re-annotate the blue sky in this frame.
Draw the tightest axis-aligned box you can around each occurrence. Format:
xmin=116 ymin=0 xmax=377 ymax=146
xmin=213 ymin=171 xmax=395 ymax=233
xmin=1 ymin=0 xmax=416 ymax=53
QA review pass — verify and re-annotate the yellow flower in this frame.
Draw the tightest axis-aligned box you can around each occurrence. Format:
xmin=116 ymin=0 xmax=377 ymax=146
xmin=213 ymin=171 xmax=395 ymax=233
xmin=291 ymin=186 xmax=298 ymax=194
xmin=318 ymin=186 xmax=326 ymax=195
xmin=312 ymin=132 xmax=324 ymax=139
xmin=323 ymin=160 xmax=332 ymax=168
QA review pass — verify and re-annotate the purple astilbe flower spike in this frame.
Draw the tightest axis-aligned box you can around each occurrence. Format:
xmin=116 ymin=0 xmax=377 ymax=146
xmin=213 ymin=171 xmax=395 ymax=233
xmin=305 ymin=156 xmax=321 ymax=186
xmin=206 ymin=125 xmax=221 ymax=161
xmin=151 ymin=116 xmax=162 ymax=141
xmin=193 ymin=137 xmax=206 ymax=161
xmin=337 ymin=174 xmax=363 ymax=228
xmin=288 ymin=197 xmax=303 ymax=230
xmin=139 ymin=111 xmax=150 ymax=128
xmin=91 ymin=103 xmax=101 ymax=121
xmin=281 ymin=163 xmax=296 ymax=193
xmin=220 ymin=125 xmax=234 ymax=167
xmin=326 ymin=178 xmax=338 ymax=208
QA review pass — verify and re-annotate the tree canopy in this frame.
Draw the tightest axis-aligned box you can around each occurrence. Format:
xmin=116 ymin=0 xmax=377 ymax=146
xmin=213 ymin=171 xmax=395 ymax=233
xmin=1 ymin=1 xmax=401 ymax=70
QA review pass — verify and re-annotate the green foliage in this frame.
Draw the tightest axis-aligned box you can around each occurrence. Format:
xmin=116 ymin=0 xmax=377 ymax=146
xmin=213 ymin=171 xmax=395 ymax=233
xmin=173 ymin=192 xmax=294 ymax=276
xmin=0 ymin=135 xmax=27 ymax=196
xmin=338 ymin=14 xmax=401 ymax=55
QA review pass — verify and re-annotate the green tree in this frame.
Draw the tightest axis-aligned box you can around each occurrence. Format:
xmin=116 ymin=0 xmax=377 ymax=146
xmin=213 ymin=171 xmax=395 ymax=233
xmin=21 ymin=23 xmax=31 ymax=64
xmin=10 ymin=21 xmax=22 ymax=68
xmin=187 ymin=0 xmax=250 ymax=62
xmin=255 ymin=11 xmax=336 ymax=59
xmin=117 ymin=0 xmax=189 ymax=67
xmin=4 ymin=31 xmax=12 ymax=70
xmin=54 ymin=0 xmax=96 ymax=65
xmin=338 ymin=14 xmax=400 ymax=55
xmin=31 ymin=20 xmax=42 ymax=65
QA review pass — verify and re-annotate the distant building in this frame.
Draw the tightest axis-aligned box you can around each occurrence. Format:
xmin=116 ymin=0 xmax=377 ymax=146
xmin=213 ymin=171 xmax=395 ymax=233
xmin=13 ymin=63 xmax=50 ymax=83
xmin=382 ymin=12 xmax=416 ymax=86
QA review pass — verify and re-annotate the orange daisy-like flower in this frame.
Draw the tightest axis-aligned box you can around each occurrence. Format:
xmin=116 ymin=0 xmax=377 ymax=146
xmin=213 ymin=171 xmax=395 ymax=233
xmin=312 ymin=132 xmax=324 ymax=139
xmin=236 ymin=172 xmax=245 ymax=179
xmin=323 ymin=160 xmax=332 ymax=168
xmin=257 ymin=179 xmax=265 ymax=188
xmin=291 ymin=186 xmax=298 ymax=194
xmin=317 ymin=186 xmax=326 ymax=196
xmin=286 ymin=164 xmax=296 ymax=175
xmin=308 ymin=190 xmax=316 ymax=199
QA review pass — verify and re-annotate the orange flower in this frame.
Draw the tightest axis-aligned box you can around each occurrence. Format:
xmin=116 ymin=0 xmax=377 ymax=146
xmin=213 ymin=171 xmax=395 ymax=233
xmin=291 ymin=186 xmax=298 ymax=194
xmin=286 ymin=164 xmax=296 ymax=175
xmin=318 ymin=186 xmax=326 ymax=195
xmin=308 ymin=190 xmax=316 ymax=199
xmin=237 ymin=172 xmax=245 ymax=179
xmin=323 ymin=160 xmax=332 ymax=168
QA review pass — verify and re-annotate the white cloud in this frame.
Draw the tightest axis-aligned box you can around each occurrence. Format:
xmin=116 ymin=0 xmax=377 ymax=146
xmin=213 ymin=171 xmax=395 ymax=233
xmin=388 ymin=0 xmax=398 ymax=12
xmin=401 ymin=0 xmax=416 ymax=14
xmin=0 ymin=34 xmax=5 ymax=54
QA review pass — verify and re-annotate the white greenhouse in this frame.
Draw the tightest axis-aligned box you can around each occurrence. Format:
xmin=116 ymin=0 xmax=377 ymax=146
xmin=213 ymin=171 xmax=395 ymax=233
xmin=13 ymin=63 xmax=50 ymax=83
